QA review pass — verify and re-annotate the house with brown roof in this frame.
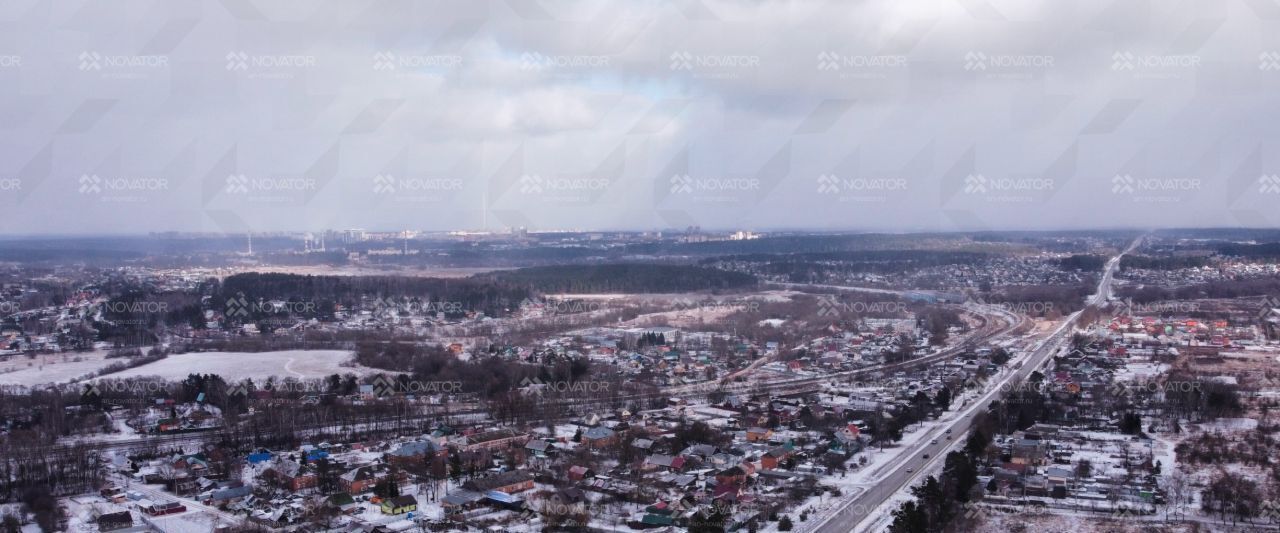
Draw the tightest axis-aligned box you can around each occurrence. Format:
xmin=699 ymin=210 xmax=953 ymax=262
xmin=96 ymin=511 xmax=133 ymax=532
xmin=264 ymin=459 xmax=317 ymax=492
xmin=746 ymin=427 xmax=773 ymax=442
xmin=715 ymin=466 xmax=748 ymax=488
xmin=760 ymin=447 xmax=794 ymax=470
xmin=339 ymin=466 xmax=382 ymax=494
xmin=643 ymin=454 xmax=687 ymax=472
xmin=462 ymin=429 xmax=529 ymax=452
xmin=463 ymin=470 xmax=535 ymax=494
xmin=567 ymin=465 xmax=594 ymax=481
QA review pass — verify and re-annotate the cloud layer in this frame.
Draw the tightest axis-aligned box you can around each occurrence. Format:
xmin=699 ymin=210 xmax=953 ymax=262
xmin=1 ymin=0 xmax=1278 ymax=234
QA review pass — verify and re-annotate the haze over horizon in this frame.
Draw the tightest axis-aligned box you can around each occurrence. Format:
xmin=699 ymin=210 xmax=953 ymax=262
xmin=0 ymin=225 xmax=1242 ymax=239
xmin=2 ymin=0 xmax=1279 ymax=234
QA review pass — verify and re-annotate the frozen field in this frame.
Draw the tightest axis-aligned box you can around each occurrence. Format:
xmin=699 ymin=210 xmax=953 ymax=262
xmin=0 ymin=350 xmax=119 ymax=386
xmin=98 ymin=350 xmax=372 ymax=382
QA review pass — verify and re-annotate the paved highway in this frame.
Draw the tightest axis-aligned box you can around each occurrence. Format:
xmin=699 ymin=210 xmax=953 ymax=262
xmin=810 ymin=237 xmax=1139 ymax=533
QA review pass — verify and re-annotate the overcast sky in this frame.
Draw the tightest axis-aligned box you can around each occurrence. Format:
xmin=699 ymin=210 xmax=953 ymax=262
xmin=1 ymin=0 xmax=1278 ymax=235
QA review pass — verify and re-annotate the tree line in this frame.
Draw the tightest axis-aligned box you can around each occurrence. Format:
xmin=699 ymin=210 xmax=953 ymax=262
xmin=218 ymin=272 xmax=533 ymax=318
xmin=477 ymin=264 xmax=757 ymax=293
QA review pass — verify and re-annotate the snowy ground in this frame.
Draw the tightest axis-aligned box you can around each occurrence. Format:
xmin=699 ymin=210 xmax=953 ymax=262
xmin=144 ymin=511 xmax=229 ymax=533
xmin=60 ymin=495 xmax=126 ymax=533
xmin=1112 ymin=361 xmax=1170 ymax=381
xmin=0 ymin=350 xmax=118 ymax=387
xmin=94 ymin=350 xmax=373 ymax=381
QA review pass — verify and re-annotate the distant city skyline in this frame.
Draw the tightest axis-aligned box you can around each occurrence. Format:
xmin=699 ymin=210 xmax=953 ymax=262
xmin=1 ymin=0 xmax=1279 ymax=234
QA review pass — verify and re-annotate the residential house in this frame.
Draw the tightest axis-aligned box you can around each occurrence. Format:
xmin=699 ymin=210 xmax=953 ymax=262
xmin=96 ymin=511 xmax=133 ymax=532
xmin=1011 ymin=439 xmax=1045 ymax=466
xmin=746 ymin=427 xmax=773 ymax=443
xmin=208 ymin=484 xmax=253 ymax=506
xmin=387 ymin=440 xmax=447 ymax=467
xmin=1024 ymin=474 xmax=1049 ymax=496
xmin=141 ymin=501 xmax=186 ymax=516
xmin=442 ymin=490 xmax=486 ymax=513
xmin=380 ymin=495 xmax=418 ymax=515
xmin=643 ymin=454 xmax=686 ymax=472
xmin=680 ymin=444 xmax=717 ymax=459
xmin=567 ymin=465 xmax=594 ymax=482
xmin=463 ymin=429 xmax=529 ymax=452
xmin=327 ymin=493 xmax=359 ymax=514
xmin=172 ymin=454 xmax=211 ymax=478
xmin=525 ymin=439 xmax=555 ymax=457
xmin=715 ymin=466 xmax=748 ymax=488
xmin=266 ymin=460 xmax=317 ymax=492
xmin=760 ymin=447 xmax=794 ymax=470
xmin=582 ymin=426 xmax=618 ymax=449
xmin=541 ymin=487 xmax=588 ymax=517
xmin=464 ymin=471 xmax=535 ymax=494
xmin=340 ymin=466 xmax=382 ymax=494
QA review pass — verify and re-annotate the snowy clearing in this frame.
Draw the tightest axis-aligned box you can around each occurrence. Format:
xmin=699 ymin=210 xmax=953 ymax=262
xmin=94 ymin=350 xmax=373 ymax=382
xmin=0 ymin=350 xmax=119 ymax=386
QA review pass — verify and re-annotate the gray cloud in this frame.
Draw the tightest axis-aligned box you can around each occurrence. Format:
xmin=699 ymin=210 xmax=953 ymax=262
xmin=1 ymin=0 xmax=1278 ymax=234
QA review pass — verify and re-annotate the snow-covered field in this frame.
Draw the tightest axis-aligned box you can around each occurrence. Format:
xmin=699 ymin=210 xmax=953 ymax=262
xmin=0 ymin=350 xmax=118 ymax=386
xmin=95 ymin=350 xmax=373 ymax=382
xmin=1113 ymin=362 xmax=1170 ymax=381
